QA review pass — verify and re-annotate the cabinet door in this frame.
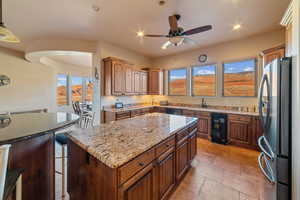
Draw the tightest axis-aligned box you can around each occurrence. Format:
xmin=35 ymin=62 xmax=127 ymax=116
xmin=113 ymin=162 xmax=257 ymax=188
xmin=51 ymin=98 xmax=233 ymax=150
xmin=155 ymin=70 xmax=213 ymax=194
xmin=134 ymin=71 xmax=141 ymax=94
xmin=253 ymin=117 xmax=263 ymax=149
xmin=197 ymin=117 xmax=210 ymax=139
xmin=189 ymin=132 xmax=197 ymax=161
xmin=157 ymin=151 xmax=176 ymax=200
xmin=125 ymin=66 xmax=133 ymax=94
xmin=176 ymin=139 xmax=189 ymax=181
xmin=141 ymin=72 xmax=148 ymax=94
xmin=119 ymin=164 xmax=155 ymax=200
xmin=112 ymin=62 xmax=125 ymax=95
xmin=149 ymin=70 xmax=160 ymax=94
xmin=228 ymin=120 xmax=252 ymax=147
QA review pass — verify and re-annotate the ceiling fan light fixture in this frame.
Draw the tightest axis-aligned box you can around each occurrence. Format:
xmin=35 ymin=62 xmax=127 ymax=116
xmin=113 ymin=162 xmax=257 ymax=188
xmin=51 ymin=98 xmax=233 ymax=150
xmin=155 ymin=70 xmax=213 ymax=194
xmin=169 ymin=36 xmax=184 ymax=45
xmin=0 ymin=24 xmax=20 ymax=43
xmin=233 ymin=24 xmax=241 ymax=30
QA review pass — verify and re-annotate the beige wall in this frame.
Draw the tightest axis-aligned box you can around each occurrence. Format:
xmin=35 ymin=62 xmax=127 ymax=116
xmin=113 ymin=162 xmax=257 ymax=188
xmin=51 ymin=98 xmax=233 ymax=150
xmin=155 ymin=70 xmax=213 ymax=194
xmin=0 ymin=47 xmax=56 ymax=113
xmin=151 ymin=29 xmax=285 ymax=107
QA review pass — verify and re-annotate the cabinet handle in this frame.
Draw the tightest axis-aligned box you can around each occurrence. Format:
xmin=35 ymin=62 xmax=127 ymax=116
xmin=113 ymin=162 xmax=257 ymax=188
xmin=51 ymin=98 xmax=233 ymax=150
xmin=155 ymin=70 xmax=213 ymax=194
xmin=166 ymin=144 xmax=170 ymax=148
xmin=138 ymin=162 xmax=144 ymax=167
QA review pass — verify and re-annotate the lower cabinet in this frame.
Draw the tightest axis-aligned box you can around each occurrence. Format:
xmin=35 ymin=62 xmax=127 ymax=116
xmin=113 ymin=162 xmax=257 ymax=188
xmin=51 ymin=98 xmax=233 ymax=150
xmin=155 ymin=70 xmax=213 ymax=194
xmin=175 ymin=138 xmax=190 ymax=181
xmin=156 ymin=150 xmax=176 ymax=200
xmin=189 ymin=131 xmax=197 ymax=161
xmin=195 ymin=112 xmax=211 ymax=139
xmin=119 ymin=164 xmax=155 ymax=200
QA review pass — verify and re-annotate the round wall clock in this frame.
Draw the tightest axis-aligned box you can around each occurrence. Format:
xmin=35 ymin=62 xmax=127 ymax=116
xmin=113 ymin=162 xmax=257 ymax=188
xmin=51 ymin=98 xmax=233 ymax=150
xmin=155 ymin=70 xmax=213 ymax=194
xmin=198 ymin=54 xmax=207 ymax=63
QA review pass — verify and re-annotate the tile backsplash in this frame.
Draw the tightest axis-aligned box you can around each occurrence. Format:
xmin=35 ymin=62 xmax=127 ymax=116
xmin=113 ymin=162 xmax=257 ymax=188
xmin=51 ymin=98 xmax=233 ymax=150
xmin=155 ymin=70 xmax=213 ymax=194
xmin=101 ymin=95 xmax=259 ymax=112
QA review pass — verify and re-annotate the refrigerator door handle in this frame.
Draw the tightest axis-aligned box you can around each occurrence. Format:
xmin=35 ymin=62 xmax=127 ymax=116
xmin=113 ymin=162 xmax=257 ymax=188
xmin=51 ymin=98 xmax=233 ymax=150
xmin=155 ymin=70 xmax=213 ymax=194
xmin=258 ymin=136 xmax=275 ymax=160
xmin=258 ymin=152 xmax=276 ymax=184
xmin=258 ymin=74 xmax=271 ymax=132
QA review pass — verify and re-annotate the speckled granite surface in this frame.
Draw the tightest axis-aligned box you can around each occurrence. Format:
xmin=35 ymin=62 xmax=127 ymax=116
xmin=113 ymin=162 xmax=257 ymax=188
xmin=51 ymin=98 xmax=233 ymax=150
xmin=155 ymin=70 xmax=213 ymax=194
xmin=67 ymin=113 xmax=197 ymax=168
xmin=103 ymin=105 xmax=259 ymax=116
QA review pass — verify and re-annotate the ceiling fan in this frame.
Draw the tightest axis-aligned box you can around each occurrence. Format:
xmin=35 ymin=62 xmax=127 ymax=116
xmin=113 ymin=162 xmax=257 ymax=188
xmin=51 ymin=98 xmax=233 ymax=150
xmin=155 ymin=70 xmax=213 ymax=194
xmin=140 ymin=14 xmax=212 ymax=49
xmin=0 ymin=0 xmax=20 ymax=43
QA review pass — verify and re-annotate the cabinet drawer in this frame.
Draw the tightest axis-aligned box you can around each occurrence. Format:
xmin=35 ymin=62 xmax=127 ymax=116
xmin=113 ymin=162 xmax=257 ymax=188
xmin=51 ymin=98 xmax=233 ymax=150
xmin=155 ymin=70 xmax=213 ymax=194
xmin=116 ymin=111 xmax=131 ymax=120
xmin=195 ymin=111 xmax=210 ymax=117
xmin=118 ymin=148 xmax=155 ymax=185
xmin=182 ymin=109 xmax=196 ymax=117
xmin=188 ymin=122 xmax=198 ymax=132
xmin=156 ymin=136 xmax=175 ymax=156
xmin=131 ymin=110 xmax=142 ymax=117
xmin=228 ymin=114 xmax=251 ymax=122
xmin=176 ymin=128 xmax=189 ymax=144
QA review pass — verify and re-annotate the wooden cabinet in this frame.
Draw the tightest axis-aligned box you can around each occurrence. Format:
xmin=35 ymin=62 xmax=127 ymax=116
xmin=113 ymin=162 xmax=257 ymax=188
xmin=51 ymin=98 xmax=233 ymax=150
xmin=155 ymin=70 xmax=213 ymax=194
xmin=261 ymin=45 xmax=285 ymax=66
xmin=125 ymin=66 xmax=134 ymax=95
xmin=175 ymin=137 xmax=190 ymax=181
xmin=253 ymin=116 xmax=263 ymax=148
xmin=156 ymin=149 xmax=176 ymax=200
xmin=141 ymin=72 xmax=148 ymax=95
xmin=189 ymin=130 xmax=197 ymax=161
xmin=228 ymin=114 xmax=253 ymax=148
xmin=133 ymin=71 xmax=141 ymax=94
xmin=8 ymin=134 xmax=54 ymax=200
xmin=144 ymin=68 xmax=163 ymax=95
xmin=103 ymin=57 xmax=148 ymax=96
xmin=119 ymin=164 xmax=155 ymax=200
xmin=195 ymin=112 xmax=211 ymax=139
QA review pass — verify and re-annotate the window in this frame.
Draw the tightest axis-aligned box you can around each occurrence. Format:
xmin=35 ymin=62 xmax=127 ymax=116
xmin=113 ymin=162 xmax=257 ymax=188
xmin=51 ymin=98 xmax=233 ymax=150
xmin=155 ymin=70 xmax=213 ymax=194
xmin=192 ymin=65 xmax=216 ymax=96
xmin=56 ymin=74 xmax=68 ymax=106
xmin=169 ymin=68 xmax=187 ymax=95
xmin=86 ymin=78 xmax=93 ymax=103
xmin=71 ymin=76 xmax=83 ymax=102
xmin=223 ymin=59 xmax=256 ymax=97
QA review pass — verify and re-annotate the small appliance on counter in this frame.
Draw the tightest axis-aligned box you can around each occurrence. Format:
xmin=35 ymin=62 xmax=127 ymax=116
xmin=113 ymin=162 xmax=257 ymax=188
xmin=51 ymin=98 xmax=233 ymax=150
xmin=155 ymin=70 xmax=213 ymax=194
xmin=159 ymin=101 xmax=168 ymax=106
xmin=115 ymin=102 xmax=124 ymax=109
xmin=211 ymin=113 xmax=228 ymax=144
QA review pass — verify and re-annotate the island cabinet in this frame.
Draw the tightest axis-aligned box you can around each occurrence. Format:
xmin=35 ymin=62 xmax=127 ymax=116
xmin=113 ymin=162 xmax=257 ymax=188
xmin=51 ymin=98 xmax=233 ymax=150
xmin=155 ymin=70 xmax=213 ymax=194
xmin=67 ymin=121 xmax=198 ymax=200
xmin=103 ymin=57 xmax=148 ymax=96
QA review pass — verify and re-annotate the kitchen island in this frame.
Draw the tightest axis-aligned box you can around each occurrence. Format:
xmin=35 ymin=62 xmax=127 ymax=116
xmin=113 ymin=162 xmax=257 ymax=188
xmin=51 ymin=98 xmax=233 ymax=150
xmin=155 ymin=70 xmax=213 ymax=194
xmin=67 ymin=113 xmax=198 ymax=200
xmin=0 ymin=112 xmax=79 ymax=200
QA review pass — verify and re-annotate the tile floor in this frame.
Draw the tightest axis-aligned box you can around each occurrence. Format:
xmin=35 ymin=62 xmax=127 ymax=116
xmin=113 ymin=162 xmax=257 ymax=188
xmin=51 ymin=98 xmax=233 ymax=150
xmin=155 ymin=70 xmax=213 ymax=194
xmin=55 ymin=139 xmax=274 ymax=200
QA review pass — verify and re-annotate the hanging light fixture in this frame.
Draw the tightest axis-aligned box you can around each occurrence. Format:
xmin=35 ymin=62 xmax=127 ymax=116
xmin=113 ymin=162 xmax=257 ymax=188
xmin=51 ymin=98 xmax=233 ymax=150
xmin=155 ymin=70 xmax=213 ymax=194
xmin=0 ymin=0 xmax=20 ymax=43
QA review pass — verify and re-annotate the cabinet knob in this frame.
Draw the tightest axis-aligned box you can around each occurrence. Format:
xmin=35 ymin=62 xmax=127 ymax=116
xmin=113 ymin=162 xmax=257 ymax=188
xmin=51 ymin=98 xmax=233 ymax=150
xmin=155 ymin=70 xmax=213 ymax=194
xmin=166 ymin=144 xmax=170 ymax=148
xmin=138 ymin=162 xmax=145 ymax=167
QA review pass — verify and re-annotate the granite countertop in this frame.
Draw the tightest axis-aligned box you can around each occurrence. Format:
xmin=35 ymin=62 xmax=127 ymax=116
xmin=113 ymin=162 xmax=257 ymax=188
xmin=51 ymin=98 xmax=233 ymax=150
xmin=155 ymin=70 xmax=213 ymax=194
xmin=67 ymin=113 xmax=198 ymax=168
xmin=103 ymin=105 xmax=259 ymax=116
xmin=0 ymin=112 xmax=79 ymax=144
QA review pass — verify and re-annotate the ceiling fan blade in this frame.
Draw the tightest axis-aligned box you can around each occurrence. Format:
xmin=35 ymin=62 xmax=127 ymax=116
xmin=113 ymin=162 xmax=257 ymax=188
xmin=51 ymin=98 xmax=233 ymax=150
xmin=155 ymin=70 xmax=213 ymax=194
xmin=162 ymin=41 xmax=172 ymax=49
xmin=169 ymin=15 xmax=178 ymax=31
xmin=144 ymin=34 xmax=168 ymax=38
xmin=183 ymin=37 xmax=196 ymax=45
xmin=183 ymin=25 xmax=212 ymax=36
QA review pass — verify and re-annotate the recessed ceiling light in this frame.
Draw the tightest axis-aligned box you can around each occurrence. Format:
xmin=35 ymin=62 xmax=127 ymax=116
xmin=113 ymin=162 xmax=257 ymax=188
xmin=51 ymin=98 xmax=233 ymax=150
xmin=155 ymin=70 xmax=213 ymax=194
xmin=92 ymin=5 xmax=100 ymax=12
xmin=233 ymin=24 xmax=241 ymax=30
xmin=137 ymin=31 xmax=144 ymax=37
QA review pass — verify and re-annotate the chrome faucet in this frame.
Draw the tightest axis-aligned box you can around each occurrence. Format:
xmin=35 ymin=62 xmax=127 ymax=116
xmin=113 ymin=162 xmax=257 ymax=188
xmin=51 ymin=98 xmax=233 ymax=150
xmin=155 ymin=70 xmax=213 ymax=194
xmin=201 ymin=98 xmax=208 ymax=108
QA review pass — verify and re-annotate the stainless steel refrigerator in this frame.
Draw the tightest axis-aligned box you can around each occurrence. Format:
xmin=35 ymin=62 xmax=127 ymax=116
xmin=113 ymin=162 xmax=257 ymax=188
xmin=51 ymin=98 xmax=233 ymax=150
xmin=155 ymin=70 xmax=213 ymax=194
xmin=258 ymin=57 xmax=292 ymax=200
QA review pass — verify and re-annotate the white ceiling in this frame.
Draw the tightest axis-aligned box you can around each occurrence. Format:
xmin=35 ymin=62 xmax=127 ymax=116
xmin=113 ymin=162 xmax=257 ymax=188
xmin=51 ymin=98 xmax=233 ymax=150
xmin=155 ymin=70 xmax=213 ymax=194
xmin=0 ymin=0 xmax=290 ymax=58
xmin=47 ymin=54 xmax=93 ymax=68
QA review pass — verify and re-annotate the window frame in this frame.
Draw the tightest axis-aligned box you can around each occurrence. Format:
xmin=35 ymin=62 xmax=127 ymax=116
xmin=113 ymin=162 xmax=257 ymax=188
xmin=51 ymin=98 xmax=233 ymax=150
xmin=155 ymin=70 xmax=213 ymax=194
xmin=222 ymin=57 xmax=258 ymax=97
xmin=56 ymin=74 xmax=93 ymax=106
xmin=56 ymin=74 xmax=69 ymax=107
xmin=191 ymin=63 xmax=217 ymax=97
xmin=168 ymin=67 xmax=188 ymax=96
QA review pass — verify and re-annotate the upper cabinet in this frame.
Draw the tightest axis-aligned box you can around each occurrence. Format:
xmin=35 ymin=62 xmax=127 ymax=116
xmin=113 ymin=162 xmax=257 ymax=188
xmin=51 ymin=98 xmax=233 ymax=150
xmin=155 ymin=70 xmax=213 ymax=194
xmin=103 ymin=57 xmax=149 ymax=96
xmin=145 ymin=68 xmax=164 ymax=95
xmin=260 ymin=45 xmax=285 ymax=66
